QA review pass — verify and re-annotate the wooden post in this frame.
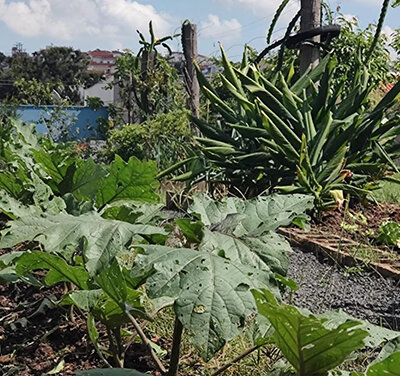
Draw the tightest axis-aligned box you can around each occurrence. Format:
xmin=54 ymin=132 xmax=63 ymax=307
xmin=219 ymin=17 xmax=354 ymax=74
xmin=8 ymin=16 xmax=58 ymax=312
xmin=300 ymin=0 xmax=321 ymax=74
xmin=182 ymin=22 xmax=200 ymax=118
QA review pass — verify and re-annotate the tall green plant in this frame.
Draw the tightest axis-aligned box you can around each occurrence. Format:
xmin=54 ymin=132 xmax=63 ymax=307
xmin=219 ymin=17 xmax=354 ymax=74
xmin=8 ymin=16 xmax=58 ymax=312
xmin=167 ymin=46 xmax=400 ymax=209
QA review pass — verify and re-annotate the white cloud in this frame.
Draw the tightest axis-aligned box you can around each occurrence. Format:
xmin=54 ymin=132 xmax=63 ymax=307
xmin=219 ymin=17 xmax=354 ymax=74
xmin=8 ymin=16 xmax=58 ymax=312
xmin=349 ymin=0 xmax=383 ymax=6
xmin=0 ymin=0 xmax=173 ymax=41
xmin=219 ymin=0 xmax=300 ymax=16
xmin=200 ymin=15 xmax=242 ymax=41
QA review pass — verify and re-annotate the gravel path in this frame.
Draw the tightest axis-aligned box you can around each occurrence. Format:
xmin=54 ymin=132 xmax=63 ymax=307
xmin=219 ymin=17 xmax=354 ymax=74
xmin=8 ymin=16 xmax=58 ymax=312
xmin=287 ymin=248 xmax=400 ymax=330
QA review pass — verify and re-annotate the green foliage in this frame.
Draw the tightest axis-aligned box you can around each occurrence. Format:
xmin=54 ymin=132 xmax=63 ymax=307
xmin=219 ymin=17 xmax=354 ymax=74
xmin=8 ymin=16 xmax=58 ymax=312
xmin=12 ymin=78 xmax=58 ymax=106
xmin=377 ymin=221 xmax=400 ymax=246
xmin=109 ymin=23 xmax=184 ymax=124
xmin=174 ymin=47 xmax=400 ymax=209
xmin=107 ymin=110 xmax=192 ymax=170
xmin=132 ymin=193 xmax=311 ymax=360
xmin=253 ymin=289 xmax=400 ymax=376
xmin=0 ymin=211 xmax=166 ymax=275
xmin=0 ymin=119 xmax=161 ymax=217
xmin=0 ymin=46 xmax=98 ymax=104
xmin=330 ymin=14 xmax=393 ymax=93
xmin=253 ymin=289 xmax=369 ymax=376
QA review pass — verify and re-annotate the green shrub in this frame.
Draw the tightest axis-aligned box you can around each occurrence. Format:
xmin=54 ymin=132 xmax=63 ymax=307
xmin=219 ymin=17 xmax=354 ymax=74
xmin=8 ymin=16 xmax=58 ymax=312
xmin=169 ymin=47 xmax=400 ymax=210
xmin=107 ymin=110 xmax=192 ymax=170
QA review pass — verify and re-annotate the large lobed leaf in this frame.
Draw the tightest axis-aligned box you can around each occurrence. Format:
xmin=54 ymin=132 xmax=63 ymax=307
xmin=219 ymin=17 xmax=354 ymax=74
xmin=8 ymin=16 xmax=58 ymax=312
xmin=190 ymin=193 xmax=313 ymax=237
xmin=0 ymin=211 xmax=166 ymax=275
xmin=95 ymin=156 xmax=160 ymax=209
xmin=133 ymin=237 xmax=281 ymax=361
xmin=253 ymin=289 xmax=369 ymax=376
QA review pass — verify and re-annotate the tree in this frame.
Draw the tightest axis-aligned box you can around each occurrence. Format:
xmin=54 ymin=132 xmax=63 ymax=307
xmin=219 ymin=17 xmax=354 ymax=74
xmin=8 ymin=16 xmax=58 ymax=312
xmin=110 ymin=22 xmax=184 ymax=124
xmin=0 ymin=47 xmax=102 ymax=104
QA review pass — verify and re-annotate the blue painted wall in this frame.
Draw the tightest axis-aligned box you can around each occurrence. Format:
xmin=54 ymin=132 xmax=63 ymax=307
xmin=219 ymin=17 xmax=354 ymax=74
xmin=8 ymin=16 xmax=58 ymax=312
xmin=17 ymin=105 xmax=108 ymax=140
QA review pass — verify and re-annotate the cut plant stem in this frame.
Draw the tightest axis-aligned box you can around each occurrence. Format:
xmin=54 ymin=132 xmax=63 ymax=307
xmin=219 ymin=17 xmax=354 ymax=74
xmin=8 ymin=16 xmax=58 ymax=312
xmin=211 ymin=344 xmax=262 ymax=376
xmin=167 ymin=318 xmax=184 ymax=376
xmin=125 ymin=311 xmax=167 ymax=374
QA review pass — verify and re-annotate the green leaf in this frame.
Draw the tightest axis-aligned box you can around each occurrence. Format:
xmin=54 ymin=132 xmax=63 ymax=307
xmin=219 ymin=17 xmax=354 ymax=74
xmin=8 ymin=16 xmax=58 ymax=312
xmin=0 ymin=190 xmax=40 ymax=219
xmin=316 ymin=310 xmax=400 ymax=349
xmin=95 ymin=259 xmax=127 ymax=307
xmin=200 ymin=229 xmax=291 ymax=276
xmin=69 ymin=158 xmax=107 ymax=200
xmin=101 ymin=202 xmax=163 ymax=224
xmin=175 ymin=219 xmax=204 ymax=244
xmin=95 ymin=156 xmax=159 ymax=210
xmin=62 ymin=290 xmax=103 ymax=311
xmin=33 ymin=149 xmax=75 ymax=185
xmin=253 ymin=289 xmax=368 ymax=376
xmin=367 ymin=352 xmax=400 ymax=375
xmin=93 ymin=287 xmax=148 ymax=328
xmin=189 ymin=193 xmax=313 ymax=237
xmin=1 ymin=212 xmax=166 ymax=275
xmin=377 ymin=221 xmax=400 ymax=246
xmin=133 ymin=242 xmax=280 ymax=361
xmin=15 ymin=252 xmax=90 ymax=289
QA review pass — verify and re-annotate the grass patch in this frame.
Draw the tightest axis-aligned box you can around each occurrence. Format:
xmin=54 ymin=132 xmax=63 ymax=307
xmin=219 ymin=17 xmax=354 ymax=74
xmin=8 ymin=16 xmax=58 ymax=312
xmin=145 ymin=305 xmax=278 ymax=376
xmin=373 ymin=174 xmax=400 ymax=204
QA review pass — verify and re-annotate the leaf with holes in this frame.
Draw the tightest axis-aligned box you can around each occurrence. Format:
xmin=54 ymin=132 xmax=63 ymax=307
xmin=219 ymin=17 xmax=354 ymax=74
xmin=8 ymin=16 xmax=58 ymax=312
xmin=190 ymin=193 xmax=313 ymax=237
xmin=0 ymin=211 xmax=167 ymax=275
xmin=132 ymin=238 xmax=281 ymax=361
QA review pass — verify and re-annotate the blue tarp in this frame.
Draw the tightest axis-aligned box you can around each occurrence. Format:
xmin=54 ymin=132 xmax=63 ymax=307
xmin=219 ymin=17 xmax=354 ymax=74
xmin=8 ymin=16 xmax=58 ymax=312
xmin=17 ymin=105 xmax=108 ymax=140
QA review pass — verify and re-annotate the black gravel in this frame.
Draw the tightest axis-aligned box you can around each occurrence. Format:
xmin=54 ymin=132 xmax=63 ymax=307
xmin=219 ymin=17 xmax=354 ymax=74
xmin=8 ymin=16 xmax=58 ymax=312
xmin=286 ymin=248 xmax=400 ymax=330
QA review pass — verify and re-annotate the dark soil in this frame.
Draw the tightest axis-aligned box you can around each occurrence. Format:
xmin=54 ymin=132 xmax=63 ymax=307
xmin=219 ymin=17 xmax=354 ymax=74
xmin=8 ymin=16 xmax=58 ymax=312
xmin=0 ymin=282 xmax=160 ymax=375
xmin=287 ymin=247 xmax=400 ymax=330
xmin=318 ymin=202 xmax=400 ymax=244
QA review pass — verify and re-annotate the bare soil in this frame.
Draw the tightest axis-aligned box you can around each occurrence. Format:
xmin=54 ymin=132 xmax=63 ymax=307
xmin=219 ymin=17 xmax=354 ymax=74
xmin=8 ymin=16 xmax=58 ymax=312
xmin=0 ymin=282 xmax=160 ymax=375
xmin=318 ymin=202 xmax=400 ymax=245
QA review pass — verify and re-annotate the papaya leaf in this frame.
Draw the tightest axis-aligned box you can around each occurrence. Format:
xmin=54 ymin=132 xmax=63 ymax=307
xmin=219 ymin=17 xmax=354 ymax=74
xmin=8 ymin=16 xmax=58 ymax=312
xmin=132 ymin=241 xmax=280 ymax=361
xmin=95 ymin=156 xmax=159 ymax=210
xmin=15 ymin=251 xmax=90 ymax=289
xmin=253 ymin=289 xmax=368 ymax=376
xmin=189 ymin=193 xmax=313 ymax=237
xmin=0 ymin=212 xmax=167 ymax=275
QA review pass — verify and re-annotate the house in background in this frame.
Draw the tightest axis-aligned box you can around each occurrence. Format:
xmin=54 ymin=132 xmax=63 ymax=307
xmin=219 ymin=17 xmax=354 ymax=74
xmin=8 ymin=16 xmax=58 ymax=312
xmin=81 ymin=50 xmax=124 ymax=106
xmin=79 ymin=72 xmax=120 ymax=106
xmin=167 ymin=51 xmax=220 ymax=78
xmin=86 ymin=49 xmax=123 ymax=77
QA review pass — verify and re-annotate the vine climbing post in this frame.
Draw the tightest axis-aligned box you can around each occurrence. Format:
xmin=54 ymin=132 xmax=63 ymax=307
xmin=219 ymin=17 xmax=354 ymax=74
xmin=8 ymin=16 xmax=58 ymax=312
xmin=300 ymin=0 xmax=321 ymax=74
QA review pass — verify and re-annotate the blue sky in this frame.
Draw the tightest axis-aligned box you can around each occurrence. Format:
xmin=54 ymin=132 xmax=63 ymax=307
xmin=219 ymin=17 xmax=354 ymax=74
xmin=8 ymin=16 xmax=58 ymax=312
xmin=0 ymin=0 xmax=398 ymax=60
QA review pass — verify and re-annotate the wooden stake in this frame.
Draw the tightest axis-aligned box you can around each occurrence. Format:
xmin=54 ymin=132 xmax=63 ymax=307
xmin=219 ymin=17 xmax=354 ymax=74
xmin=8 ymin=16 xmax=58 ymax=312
xmin=182 ymin=22 xmax=200 ymax=119
xmin=300 ymin=0 xmax=321 ymax=74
